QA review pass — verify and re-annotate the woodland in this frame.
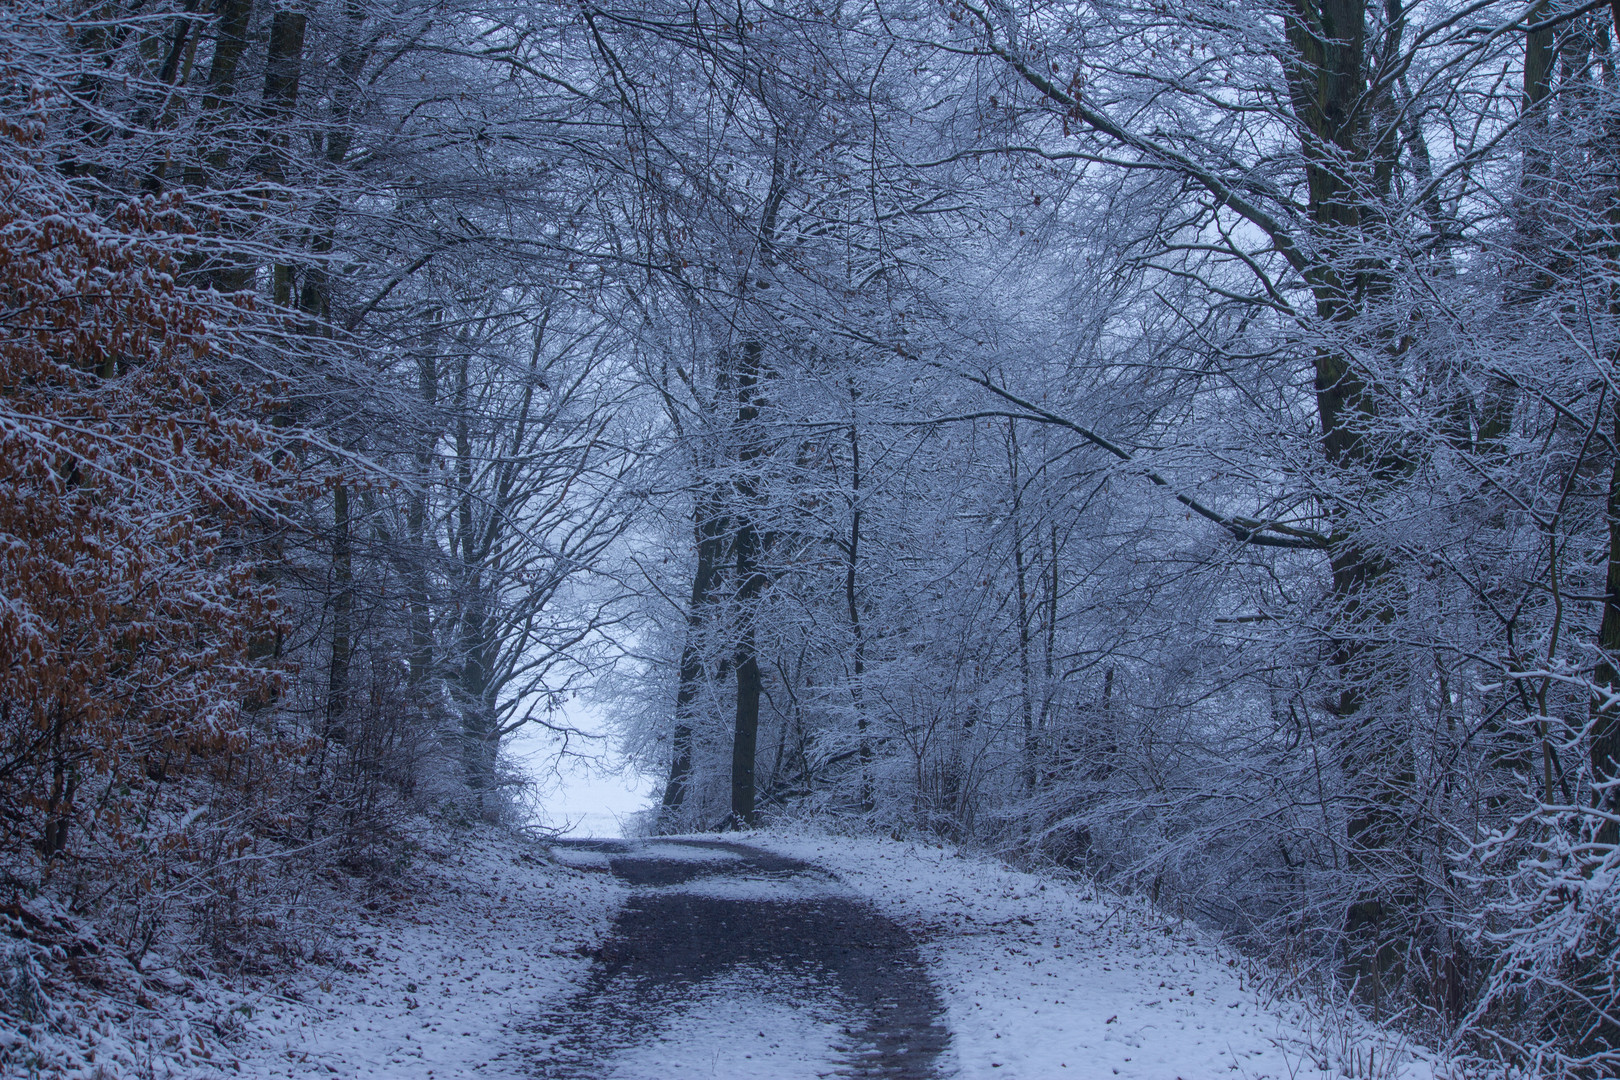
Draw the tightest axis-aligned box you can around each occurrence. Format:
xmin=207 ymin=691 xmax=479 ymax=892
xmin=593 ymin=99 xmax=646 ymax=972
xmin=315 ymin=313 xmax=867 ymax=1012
xmin=3 ymin=0 xmax=1620 ymax=1073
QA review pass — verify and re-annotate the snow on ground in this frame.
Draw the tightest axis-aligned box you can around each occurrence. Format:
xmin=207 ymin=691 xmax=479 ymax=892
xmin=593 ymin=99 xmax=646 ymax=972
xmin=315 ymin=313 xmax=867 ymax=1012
xmin=623 ymin=843 xmax=743 ymax=864
xmin=549 ymin=846 xmax=615 ymax=871
xmin=1 ymin=823 xmax=626 ymax=1079
xmin=7 ymin=826 xmax=1459 ymax=1079
xmin=549 ymin=840 xmax=743 ymax=873
xmin=757 ymin=831 xmax=1449 ymax=1080
xmin=228 ymin=826 xmax=626 ymax=1079
xmin=665 ymin=871 xmax=844 ymax=903
xmin=591 ymin=969 xmax=854 ymax=1080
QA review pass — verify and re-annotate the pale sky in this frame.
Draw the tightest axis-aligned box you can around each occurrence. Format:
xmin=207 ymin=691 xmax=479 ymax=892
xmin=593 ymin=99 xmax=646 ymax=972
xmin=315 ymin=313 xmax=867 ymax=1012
xmin=506 ymin=698 xmax=655 ymax=837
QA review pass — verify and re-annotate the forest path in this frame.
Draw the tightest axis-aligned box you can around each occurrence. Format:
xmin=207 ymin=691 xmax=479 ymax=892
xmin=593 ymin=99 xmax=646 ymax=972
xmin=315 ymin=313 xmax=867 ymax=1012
xmin=528 ymin=838 xmax=951 ymax=1079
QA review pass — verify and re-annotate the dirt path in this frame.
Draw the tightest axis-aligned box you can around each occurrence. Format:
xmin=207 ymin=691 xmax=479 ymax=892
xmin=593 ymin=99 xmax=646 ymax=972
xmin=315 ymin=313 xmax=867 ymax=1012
xmin=525 ymin=839 xmax=951 ymax=1079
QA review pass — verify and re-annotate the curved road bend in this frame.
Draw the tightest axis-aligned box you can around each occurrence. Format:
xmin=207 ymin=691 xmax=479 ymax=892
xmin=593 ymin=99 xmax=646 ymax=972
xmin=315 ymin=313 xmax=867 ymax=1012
xmin=524 ymin=839 xmax=950 ymax=1079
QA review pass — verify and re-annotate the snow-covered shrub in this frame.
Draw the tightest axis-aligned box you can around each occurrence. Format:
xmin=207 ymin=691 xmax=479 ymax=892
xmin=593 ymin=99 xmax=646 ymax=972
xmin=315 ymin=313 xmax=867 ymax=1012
xmin=0 ymin=938 xmax=49 ymax=1023
xmin=0 ymin=65 xmax=305 ymax=933
xmin=1466 ymin=783 xmax=1620 ymax=1078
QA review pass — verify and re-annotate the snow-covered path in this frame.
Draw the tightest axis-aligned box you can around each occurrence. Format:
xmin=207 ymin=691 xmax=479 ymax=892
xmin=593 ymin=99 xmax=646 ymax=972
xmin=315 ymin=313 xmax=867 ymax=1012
xmin=758 ymin=834 xmax=1442 ymax=1080
xmin=531 ymin=839 xmax=948 ymax=1078
xmin=222 ymin=830 xmax=1442 ymax=1080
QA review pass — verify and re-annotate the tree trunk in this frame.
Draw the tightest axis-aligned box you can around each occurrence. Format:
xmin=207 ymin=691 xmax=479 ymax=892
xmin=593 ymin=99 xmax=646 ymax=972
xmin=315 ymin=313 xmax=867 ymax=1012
xmin=661 ymin=486 xmax=727 ymax=821
xmin=452 ymin=351 xmax=499 ymax=812
xmin=183 ymin=0 xmax=258 ymax=289
xmin=1008 ymin=421 xmax=1036 ymax=792
xmin=197 ymin=0 xmax=256 ymax=122
xmin=140 ymin=0 xmax=203 ymax=194
xmin=1592 ymin=414 xmax=1620 ymax=850
xmin=260 ymin=1 xmax=308 ymax=305
xmin=1283 ymin=0 xmax=1415 ymax=980
xmin=845 ymin=398 xmax=872 ymax=811
xmin=1041 ymin=524 xmax=1059 ymax=757
xmin=1591 ymin=2 xmax=1620 ymax=856
xmin=731 ymin=619 xmax=762 ymax=827
xmin=730 ymin=341 xmax=767 ymax=827
xmin=405 ymin=345 xmax=440 ymax=697
xmin=298 ymin=0 xmax=370 ymax=321
xmin=326 ymin=483 xmax=352 ymax=745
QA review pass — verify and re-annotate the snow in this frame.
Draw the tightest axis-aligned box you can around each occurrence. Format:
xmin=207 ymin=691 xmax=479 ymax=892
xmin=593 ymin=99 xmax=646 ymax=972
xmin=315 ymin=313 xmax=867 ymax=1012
xmin=5 ymin=826 xmax=1457 ymax=1079
xmin=227 ymin=827 xmax=626 ymax=1079
xmin=589 ymin=971 xmax=851 ymax=1079
xmin=627 ymin=842 xmax=743 ymax=864
xmin=0 ymin=824 xmax=624 ymax=1079
xmin=756 ymin=832 xmax=1451 ymax=1080
xmin=4 ymin=823 xmax=628 ymax=1079
xmin=549 ymin=846 xmax=615 ymax=870
xmin=665 ymin=871 xmax=844 ymax=902
xmin=548 ymin=840 xmax=744 ymax=873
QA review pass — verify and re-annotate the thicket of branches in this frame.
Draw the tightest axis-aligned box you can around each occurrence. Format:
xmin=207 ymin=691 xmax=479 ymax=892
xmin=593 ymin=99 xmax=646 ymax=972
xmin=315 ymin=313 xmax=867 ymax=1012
xmin=593 ymin=0 xmax=1620 ymax=1073
xmin=7 ymin=0 xmax=1620 ymax=1071
xmin=0 ymin=0 xmax=633 ymax=970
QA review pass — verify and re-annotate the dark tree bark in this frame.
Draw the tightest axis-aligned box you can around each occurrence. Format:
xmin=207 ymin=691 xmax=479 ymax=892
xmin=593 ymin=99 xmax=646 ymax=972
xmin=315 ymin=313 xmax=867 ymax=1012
xmin=729 ymin=341 xmax=767 ymax=827
xmin=186 ymin=0 xmax=256 ymax=191
xmin=405 ymin=346 xmax=440 ymax=696
xmin=325 ymin=483 xmax=352 ymax=745
xmin=1278 ymin=0 xmax=1415 ymax=977
xmin=730 ymin=621 xmax=762 ymax=826
xmin=844 ymin=397 xmax=872 ymax=811
xmin=661 ymin=487 xmax=728 ymax=820
xmin=451 ymin=349 xmax=498 ymax=812
xmin=1592 ymin=424 xmax=1620 ymax=850
xmin=719 ymin=153 xmax=788 ymax=828
xmin=299 ymin=0 xmax=370 ymax=321
xmin=1586 ymin=4 xmax=1620 ymax=856
xmin=1008 ymin=421 xmax=1037 ymax=792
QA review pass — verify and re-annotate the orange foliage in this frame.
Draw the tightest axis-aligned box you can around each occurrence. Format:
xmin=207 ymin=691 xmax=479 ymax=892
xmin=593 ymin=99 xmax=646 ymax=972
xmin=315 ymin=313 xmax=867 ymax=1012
xmin=0 ymin=102 xmax=295 ymax=889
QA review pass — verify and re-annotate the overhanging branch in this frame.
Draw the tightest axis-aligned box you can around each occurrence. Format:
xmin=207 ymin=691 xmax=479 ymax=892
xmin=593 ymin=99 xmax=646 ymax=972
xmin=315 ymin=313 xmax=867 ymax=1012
xmin=952 ymin=369 xmax=1328 ymax=550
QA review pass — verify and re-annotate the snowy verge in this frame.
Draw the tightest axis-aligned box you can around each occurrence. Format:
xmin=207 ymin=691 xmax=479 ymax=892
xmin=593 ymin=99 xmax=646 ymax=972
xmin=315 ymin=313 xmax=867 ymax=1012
xmin=755 ymin=831 xmax=1452 ymax=1080
xmin=227 ymin=825 xmax=625 ymax=1079
xmin=1 ymin=823 xmax=625 ymax=1079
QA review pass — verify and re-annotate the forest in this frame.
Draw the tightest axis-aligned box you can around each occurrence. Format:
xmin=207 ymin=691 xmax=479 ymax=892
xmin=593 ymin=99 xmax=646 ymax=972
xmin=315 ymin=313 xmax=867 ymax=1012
xmin=3 ymin=0 xmax=1620 ymax=1074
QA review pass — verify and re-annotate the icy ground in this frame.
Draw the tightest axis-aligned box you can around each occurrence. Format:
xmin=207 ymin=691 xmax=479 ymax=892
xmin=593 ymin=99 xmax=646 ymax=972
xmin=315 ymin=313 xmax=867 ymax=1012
xmin=5 ymin=827 xmax=1453 ymax=1079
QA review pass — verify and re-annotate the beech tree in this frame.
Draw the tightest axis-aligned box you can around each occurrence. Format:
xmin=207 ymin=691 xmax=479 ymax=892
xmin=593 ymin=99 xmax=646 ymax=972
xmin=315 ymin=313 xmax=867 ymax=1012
xmin=0 ymin=0 xmax=641 ymax=932
xmin=0 ymin=74 xmax=299 ymax=916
